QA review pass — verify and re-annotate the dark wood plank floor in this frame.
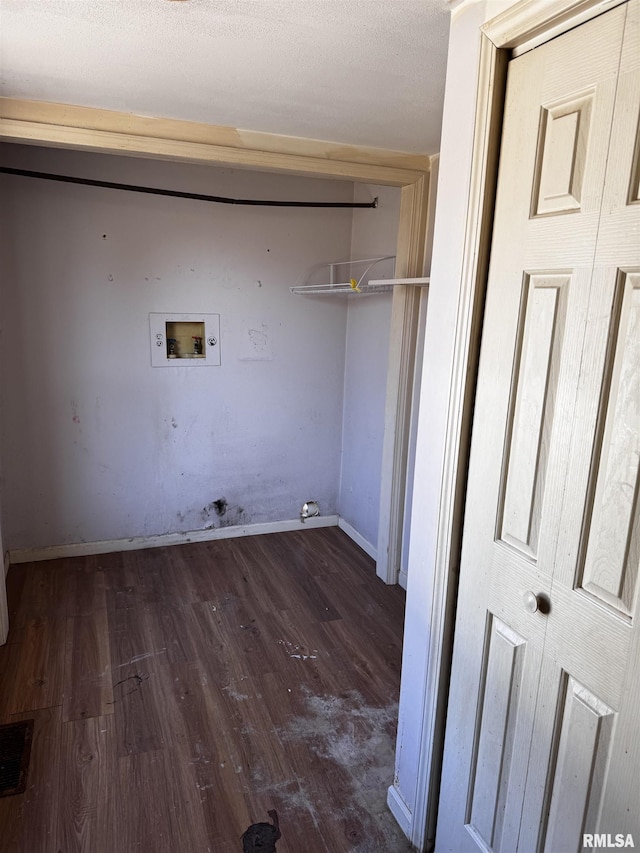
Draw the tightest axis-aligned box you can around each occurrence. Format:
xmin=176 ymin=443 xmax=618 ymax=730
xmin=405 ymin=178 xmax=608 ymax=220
xmin=0 ymin=527 xmax=411 ymax=852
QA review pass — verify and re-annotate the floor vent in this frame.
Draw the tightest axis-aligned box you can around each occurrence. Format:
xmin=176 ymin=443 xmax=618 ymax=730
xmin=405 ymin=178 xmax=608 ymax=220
xmin=0 ymin=719 xmax=34 ymax=797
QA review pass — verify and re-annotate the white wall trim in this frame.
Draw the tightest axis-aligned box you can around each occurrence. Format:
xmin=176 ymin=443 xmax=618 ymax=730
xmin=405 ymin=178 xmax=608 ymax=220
xmin=0 ymin=559 xmax=8 ymax=644
xmin=1 ymin=540 xmax=8 ymax=644
xmin=0 ymin=586 xmax=7 ymax=645
xmin=376 ymin=281 xmax=422 ymax=585
xmin=0 ymin=98 xmax=430 ymax=180
xmin=387 ymin=785 xmax=413 ymax=838
xmin=482 ymin=0 xmax=629 ymax=54
xmin=410 ymin=32 xmax=507 ymax=853
xmin=377 ymin=176 xmax=430 ymax=587
xmin=337 ymin=517 xmax=377 ymax=561
xmin=7 ymin=515 xmax=339 ymax=565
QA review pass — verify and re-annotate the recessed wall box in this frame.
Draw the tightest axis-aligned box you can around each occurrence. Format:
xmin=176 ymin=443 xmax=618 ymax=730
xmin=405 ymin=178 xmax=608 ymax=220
xmin=149 ymin=313 xmax=221 ymax=367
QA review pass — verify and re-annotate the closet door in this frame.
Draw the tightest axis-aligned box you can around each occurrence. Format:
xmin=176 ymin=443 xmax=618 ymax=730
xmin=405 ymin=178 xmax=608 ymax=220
xmin=436 ymin=2 xmax=640 ymax=850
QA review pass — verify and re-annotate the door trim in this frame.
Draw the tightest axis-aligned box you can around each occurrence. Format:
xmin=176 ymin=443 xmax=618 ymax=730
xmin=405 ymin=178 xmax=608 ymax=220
xmin=377 ymin=174 xmax=431 ymax=584
xmin=484 ymin=0 xmax=629 ymax=54
xmin=0 ymin=548 xmax=8 ymax=643
xmin=409 ymin=0 xmax=631 ymax=849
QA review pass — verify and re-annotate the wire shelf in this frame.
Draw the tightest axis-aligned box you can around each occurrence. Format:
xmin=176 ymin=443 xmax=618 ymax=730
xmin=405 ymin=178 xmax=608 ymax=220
xmin=290 ymin=281 xmax=396 ymax=295
xmin=290 ymin=255 xmax=397 ymax=296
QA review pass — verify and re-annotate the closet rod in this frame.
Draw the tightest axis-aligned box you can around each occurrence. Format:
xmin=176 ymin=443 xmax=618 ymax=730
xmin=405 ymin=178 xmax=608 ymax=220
xmin=0 ymin=167 xmax=379 ymax=209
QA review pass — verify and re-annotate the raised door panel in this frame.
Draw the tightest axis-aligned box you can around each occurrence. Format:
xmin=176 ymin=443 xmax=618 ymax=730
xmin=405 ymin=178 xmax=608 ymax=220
xmin=581 ymin=272 xmax=640 ymax=617
xmin=465 ymin=618 xmax=528 ymax=850
xmin=499 ymin=273 xmax=570 ymax=558
xmin=532 ymin=93 xmax=593 ymax=216
xmin=543 ymin=677 xmax=616 ymax=853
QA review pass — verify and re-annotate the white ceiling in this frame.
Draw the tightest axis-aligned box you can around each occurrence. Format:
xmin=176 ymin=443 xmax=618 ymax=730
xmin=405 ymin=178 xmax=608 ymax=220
xmin=0 ymin=0 xmax=451 ymax=155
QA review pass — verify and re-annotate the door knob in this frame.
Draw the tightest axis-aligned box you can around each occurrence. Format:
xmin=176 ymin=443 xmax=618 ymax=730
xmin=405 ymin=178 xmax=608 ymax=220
xmin=523 ymin=591 xmax=542 ymax=613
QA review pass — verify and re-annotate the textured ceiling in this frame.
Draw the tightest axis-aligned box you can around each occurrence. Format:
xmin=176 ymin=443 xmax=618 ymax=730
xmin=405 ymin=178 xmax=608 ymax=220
xmin=0 ymin=0 xmax=450 ymax=154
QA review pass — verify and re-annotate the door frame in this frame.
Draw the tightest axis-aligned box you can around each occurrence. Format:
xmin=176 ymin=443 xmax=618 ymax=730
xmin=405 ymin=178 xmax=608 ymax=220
xmin=0 ymin=550 xmax=8 ymax=644
xmin=402 ymin=0 xmax=630 ymax=849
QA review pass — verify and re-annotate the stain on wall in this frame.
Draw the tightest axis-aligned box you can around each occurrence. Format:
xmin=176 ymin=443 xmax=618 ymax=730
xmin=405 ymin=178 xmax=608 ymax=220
xmin=212 ymin=498 xmax=228 ymax=517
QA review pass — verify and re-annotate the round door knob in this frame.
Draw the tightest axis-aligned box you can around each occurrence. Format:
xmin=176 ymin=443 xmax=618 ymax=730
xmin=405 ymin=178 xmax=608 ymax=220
xmin=523 ymin=591 xmax=541 ymax=613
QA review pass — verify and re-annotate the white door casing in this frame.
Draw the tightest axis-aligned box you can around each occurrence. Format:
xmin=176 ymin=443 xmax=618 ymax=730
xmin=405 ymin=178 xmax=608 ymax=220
xmin=437 ymin=2 xmax=640 ymax=850
xmin=0 ymin=571 xmax=7 ymax=645
xmin=0 ymin=503 xmax=6 ymax=644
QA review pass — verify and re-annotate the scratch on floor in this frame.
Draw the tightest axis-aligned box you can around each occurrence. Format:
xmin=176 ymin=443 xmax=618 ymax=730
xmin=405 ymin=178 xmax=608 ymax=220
xmin=112 ymin=648 xmax=167 ymax=668
xmin=277 ymin=639 xmax=319 ymax=661
xmin=108 ymin=672 xmax=151 ymax=704
xmin=222 ymin=683 xmax=250 ymax=701
xmin=249 ymin=776 xmax=321 ymax=832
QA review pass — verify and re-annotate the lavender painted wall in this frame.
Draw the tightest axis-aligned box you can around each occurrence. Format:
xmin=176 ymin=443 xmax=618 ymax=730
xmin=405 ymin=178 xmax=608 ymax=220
xmin=0 ymin=144 xmax=353 ymax=550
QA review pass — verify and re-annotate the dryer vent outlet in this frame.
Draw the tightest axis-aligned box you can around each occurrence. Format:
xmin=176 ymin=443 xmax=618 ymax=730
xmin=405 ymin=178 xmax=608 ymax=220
xmin=300 ymin=501 xmax=320 ymax=523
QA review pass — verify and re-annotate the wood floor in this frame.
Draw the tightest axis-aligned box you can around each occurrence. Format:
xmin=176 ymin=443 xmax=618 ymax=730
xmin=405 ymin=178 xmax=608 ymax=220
xmin=0 ymin=527 xmax=410 ymax=852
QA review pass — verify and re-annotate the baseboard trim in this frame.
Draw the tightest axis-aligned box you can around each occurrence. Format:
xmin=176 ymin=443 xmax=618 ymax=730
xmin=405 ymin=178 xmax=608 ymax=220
xmin=8 ymin=515 xmax=339 ymax=565
xmin=387 ymin=784 xmax=413 ymax=839
xmin=398 ymin=569 xmax=408 ymax=590
xmin=337 ymin=518 xmax=377 ymax=561
xmin=0 ymin=556 xmax=8 ymax=644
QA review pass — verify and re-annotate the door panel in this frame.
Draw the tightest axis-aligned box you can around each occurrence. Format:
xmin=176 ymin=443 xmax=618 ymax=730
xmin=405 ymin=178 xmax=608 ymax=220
xmin=543 ymin=676 xmax=616 ymax=853
xmin=499 ymin=272 xmax=570 ymax=559
xmin=437 ymin=3 xmax=639 ymax=850
xmin=467 ymin=617 xmax=528 ymax=849
xmin=580 ymin=271 xmax=640 ymax=617
xmin=532 ymin=92 xmax=594 ymax=217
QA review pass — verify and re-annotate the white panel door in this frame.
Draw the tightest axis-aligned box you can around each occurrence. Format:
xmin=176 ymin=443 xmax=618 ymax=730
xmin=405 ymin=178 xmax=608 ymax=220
xmin=437 ymin=3 xmax=640 ymax=851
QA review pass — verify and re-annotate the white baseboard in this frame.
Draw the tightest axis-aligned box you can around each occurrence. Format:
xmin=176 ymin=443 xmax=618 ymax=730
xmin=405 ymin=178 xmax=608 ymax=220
xmin=8 ymin=515 xmax=339 ymax=565
xmin=337 ymin=517 xmax=377 ymax=561
xmin=398 ymin=569 xmax=408 ymax=590
xmin=0 ymin=585 xmax=7 ymax=645
xmin=387 ymin=784 xmax=413 ymax=839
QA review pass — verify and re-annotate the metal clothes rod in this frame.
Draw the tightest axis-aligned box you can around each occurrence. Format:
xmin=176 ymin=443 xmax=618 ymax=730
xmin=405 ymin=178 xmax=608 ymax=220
xmin=0 ymin=167 xmax=379 ymax=209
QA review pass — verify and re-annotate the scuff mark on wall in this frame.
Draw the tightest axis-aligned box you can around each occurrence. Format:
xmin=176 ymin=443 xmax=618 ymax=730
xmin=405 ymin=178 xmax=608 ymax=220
xmin=239 ymin=323 xmax=273 ymax=361
xmin=220 ymin=504 xmax=250 ymax=528
xmin=249 ymin=328 xmax=268 ymax=350
xmin=201 ymin=502 xmax=215 ymax=522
